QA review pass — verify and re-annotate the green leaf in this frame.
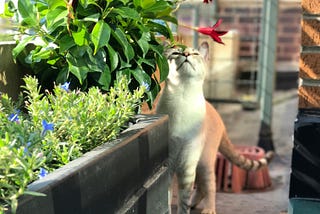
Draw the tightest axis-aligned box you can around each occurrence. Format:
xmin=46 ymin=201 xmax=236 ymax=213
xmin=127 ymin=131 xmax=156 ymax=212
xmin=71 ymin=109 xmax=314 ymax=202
xmin=47 ymin=57 xmax=60 ymax=65
xmin=137 ymin=58 xmax=155 ymax=69
xmin=106 ymin=44 xmax=119 ymax=72
xmin=32 ymin=44 xmax=57 ymax=61
xmin=149 ymin=43 xmax=163 ymax=56
xmin=98 ymin=66 xmax=111 ymax=90
xmin=83 ymin=13 xmax=101 ymax=22
xmin=111 ymin=28 xmax=134 ymax=62
xmin=112 ymin=7 xmax=140 ymax=20
xmin=66 ymin=52 xmax=90 ymax=84
xmin=134 ymin=0 xmax=156 ymax=9
xmin=118 ymin=56 xmax=132 ymax=70
xmin=156 ymin=53 xmax=168 ymax=83
xmin=142 ymin=0 xmax=156 ymax=9
xmin=79 ymin=0 xmax=98 ymax=9
xmin=12 ymin=35 xmax=36 ymax=59
xmin=147 ymin=21 xmax=171 ymax=38
xmin=117 ymin=68 xmax=131 ymax=80
xmin=69 ymin=45 xmax=87 ymax=57
xmin=86 ymin=47 xmax=107 ymax=72
xmin=18 ymin=0 xmax=38 ymax=26
xmin=146 ymin=79 xmax=161 ymax=106
xmin=159 ymin=15 xmax=178 ymax=25
xmin=133 ymin=0 xmax=141 ymax=8
xmin=131 ymin=68 xmax=151 ymax=86
xmin=142 ymin=1 xmax=170 ymax=14
xmin=59 ymin=34 xmax=76 ymax=53
xmin=46 ymin=6 xmax=68 ymax=33
xmin=47 ymin=0 xmax=66 ymax=9
xmin=137 ymin=32 xmax=150 ymax=57
xmin=56 ymin=67 xmax=69 ymax=83
xmin=72 ymin=24 xmax=89 ymax=46
xmin=2 ymin=2 xmax=14 ymax=18
xmin=91 ymin=21 xmax=111 ymax=55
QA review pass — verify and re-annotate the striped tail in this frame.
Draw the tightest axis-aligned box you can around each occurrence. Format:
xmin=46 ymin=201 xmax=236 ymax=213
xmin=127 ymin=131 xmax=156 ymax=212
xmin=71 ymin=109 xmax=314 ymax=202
xmin=219 ymin=133 xmax=274 ymax=171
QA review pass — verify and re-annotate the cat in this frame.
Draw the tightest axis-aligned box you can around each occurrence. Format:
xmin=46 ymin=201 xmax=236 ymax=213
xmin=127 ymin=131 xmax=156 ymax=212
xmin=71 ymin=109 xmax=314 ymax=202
xmin=156 ymin=42 xmax=274 ymax=214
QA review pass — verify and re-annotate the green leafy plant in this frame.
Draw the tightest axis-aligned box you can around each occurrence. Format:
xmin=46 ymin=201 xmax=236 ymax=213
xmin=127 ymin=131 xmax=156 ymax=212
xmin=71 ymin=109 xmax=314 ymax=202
xmin=2 ymin=0 xmax=178 ymax=106
xmin=0 ymin=76 xmax=144 ymax=213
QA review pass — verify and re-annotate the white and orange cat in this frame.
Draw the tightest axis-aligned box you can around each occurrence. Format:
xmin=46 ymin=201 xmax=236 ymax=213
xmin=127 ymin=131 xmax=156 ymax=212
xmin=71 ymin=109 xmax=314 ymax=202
xmin=156 ymin=42 xmax=273 ymax=214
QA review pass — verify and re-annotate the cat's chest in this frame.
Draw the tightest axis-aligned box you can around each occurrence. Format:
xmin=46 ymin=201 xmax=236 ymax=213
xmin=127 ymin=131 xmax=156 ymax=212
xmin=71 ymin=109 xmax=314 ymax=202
xmin=157 ymin=87 xmax=206 ymax=137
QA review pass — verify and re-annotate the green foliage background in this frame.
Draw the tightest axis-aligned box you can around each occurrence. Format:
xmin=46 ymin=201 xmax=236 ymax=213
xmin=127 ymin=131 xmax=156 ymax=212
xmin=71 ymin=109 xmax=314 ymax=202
xmin=3 ymin=0 xmax=177 ymax=105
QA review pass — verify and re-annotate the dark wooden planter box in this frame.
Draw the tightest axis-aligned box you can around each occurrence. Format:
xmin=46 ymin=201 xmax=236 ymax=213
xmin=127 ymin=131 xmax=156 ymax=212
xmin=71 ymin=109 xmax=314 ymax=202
xmin=12 ymin=115 xmax=169 ymax=214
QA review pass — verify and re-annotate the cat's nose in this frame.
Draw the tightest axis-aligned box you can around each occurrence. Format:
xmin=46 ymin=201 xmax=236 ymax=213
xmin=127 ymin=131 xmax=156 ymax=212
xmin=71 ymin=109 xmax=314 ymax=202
xmin=183 ymin=51 xmax=190 ymax=57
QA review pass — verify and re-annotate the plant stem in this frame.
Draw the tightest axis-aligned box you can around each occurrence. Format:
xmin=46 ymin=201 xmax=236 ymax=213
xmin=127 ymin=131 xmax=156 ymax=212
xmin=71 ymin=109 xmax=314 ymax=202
xmin=178 ymin=23 xmax=198 ymax=31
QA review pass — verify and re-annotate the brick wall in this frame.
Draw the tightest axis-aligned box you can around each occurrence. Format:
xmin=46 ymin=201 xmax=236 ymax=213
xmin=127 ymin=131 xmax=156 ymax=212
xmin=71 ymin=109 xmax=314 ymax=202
xmin=217 ymin=0 xmax=301 ymax=73
xmin=289 ymin=0 xmax=320 ymax=203
xmin=299 ymin=0 xmax=320 ymax=108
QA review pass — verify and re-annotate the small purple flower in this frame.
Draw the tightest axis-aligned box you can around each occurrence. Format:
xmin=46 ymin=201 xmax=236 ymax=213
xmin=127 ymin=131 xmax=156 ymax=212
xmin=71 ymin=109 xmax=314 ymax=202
xmin=142 ymin=82 xmax=150 ymax=91
xmin=60 ymin=82 xmax=70 ymax=91
xmin=23 ymin=142 xmax=32 ymax=154
xmin=38 ymin=168 xmax=48 ymax=179
xmin=8 ymin=110 xmax=20 ymax=122
xmin=41 ymin=119 xmax=54 ymax=137
xmin=36 ymin=152 xmax=44 ymax=159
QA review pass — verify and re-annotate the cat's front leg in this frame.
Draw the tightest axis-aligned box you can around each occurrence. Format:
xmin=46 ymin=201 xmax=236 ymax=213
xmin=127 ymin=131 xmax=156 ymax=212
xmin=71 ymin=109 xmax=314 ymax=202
xmin=177 ymin=183 xmax=193 ymax=214
xmin=176 ymin=161 xmax=199 ymax=214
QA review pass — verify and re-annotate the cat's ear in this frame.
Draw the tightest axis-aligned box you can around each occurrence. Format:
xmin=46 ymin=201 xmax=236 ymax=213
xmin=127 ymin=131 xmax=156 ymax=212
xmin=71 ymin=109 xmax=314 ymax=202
xmin=198 ymin=42 xmax=209 ymax=60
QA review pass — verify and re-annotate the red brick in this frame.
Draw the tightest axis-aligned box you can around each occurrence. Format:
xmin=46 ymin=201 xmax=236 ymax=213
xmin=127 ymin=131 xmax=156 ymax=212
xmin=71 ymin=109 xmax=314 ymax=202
xmin=283 ymin=46 xmax=300 ymax=54
xmin=278 ymin=36 xmax=295 ymax=43
xmin=217 ymin=2 xmax=301 ymax=67
xmin=302 ymin=0 xmax=320 ymax=14
xmin=282 ymin=26 xmax=301 ymax=34
xmin=302 ymin=19 xmax=320 ymax=46
xmin=282 ymin=7 xmax=302 ymax=15
xmin=298 ymin=85 xmax=320 ymax=108
xmin=300 ymin=53 xmax=320 ymax=79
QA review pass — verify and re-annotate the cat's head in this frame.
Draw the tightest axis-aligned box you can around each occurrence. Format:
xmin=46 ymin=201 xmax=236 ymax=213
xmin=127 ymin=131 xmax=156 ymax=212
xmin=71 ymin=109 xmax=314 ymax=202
xmin=164 ymin=42 xmax=209 ymax=82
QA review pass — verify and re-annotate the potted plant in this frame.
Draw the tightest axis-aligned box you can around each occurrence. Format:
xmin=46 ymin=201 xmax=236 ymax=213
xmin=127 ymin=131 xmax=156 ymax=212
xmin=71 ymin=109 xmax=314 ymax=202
xmin=0 ymin=75 xmax=169 ymax=213
xmin=1 ymin=0 xmax=178 ymax=105
xmin=0 ymin=0 xmax=178 ymax=213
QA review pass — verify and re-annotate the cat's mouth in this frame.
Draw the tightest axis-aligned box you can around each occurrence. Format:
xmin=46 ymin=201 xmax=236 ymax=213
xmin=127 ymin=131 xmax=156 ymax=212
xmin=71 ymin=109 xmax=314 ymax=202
xmin=176 ymin=58 xmax=195 ymax=71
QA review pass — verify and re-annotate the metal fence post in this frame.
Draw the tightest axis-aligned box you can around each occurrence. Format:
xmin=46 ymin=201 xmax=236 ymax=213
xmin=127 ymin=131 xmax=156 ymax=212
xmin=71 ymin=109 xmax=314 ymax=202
xmin=256 ymin=0 xmax=279 ymax=151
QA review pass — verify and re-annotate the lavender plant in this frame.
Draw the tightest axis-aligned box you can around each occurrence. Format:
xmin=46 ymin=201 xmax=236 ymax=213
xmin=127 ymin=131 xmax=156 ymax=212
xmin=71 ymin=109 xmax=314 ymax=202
xmin=0 ymin=76 xmax=144 ymax=213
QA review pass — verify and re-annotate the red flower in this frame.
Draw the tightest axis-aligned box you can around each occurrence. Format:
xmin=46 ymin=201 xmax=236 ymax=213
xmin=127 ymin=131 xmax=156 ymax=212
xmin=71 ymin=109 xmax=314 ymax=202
xmin=197 ymin=19 xmax=228 ymax=44
xmin=203 ymin=0 xmax=213 ymax=3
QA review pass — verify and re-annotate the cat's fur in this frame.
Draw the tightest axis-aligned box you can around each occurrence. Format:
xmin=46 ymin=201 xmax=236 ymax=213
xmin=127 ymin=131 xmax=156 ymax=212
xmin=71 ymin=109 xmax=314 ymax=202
xmin=156 ymin=42 xmax=273 ymax=214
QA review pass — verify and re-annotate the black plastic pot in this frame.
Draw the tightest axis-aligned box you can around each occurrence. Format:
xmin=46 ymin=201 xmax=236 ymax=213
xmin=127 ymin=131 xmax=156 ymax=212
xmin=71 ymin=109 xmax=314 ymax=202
xmin=289 ymin=110 xmax=320 ymax=213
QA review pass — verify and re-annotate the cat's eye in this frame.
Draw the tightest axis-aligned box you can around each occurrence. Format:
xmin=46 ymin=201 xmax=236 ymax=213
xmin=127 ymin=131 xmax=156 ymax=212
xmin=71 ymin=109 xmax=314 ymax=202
xmin=168 ymin=49 xmax=182 ymax=59
xmin=171 ymin=51 xmax=181 ymax=56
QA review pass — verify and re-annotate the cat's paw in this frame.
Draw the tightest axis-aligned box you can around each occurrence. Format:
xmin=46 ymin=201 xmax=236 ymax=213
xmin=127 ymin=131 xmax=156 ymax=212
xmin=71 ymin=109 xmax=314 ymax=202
xmin=200 ymin=209 xmax=217 ymax=214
